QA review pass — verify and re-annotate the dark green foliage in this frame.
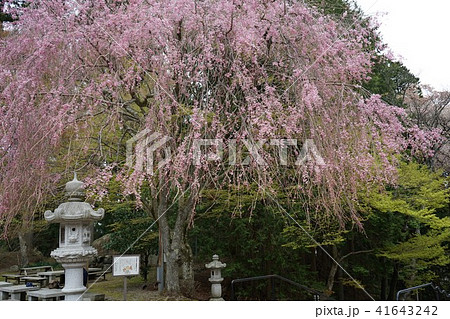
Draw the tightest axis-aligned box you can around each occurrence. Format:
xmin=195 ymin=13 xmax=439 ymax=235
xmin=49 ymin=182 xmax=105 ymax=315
xmin=97 ymin=180 xmax=158 ymax=281
xmin=364 ymin=57 xmax=420 ymax=107
xmin=26 ymin=260 xmax=61 ymax=270
xmin=105 ymin=208 xmax=158 ymax=281
xmin=31 ymin=222 xmax=59 ymax=257
xmin=190 ymin=188 xmax=324 ymax=300
xmin=0 ymin=10 xmax=13 ymax=23
xmin=305 ymin=0 xmax=354 ymax=16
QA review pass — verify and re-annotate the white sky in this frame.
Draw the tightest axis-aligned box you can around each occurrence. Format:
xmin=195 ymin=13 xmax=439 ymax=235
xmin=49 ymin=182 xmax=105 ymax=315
xmin=354 ymin=0 xmax=450 ymax=91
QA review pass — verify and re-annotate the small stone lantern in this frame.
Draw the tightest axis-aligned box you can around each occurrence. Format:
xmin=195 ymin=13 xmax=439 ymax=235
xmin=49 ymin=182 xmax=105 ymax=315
xmin=205 ymin=254 xmax=226 ymax=301
xmin=44 ymin=173 xmax=104 ymax=301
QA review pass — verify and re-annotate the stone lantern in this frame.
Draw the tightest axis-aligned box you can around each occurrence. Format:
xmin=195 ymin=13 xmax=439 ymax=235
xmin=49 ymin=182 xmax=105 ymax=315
xmin=44 ymin=173 xmax=104 ymax=301
xmin=205 ymin=254 xmax=226 ymax=301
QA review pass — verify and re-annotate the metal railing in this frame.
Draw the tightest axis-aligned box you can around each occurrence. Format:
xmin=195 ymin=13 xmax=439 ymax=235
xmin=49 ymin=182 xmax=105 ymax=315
xmin=230 ymin=274 xmax=327 ymax=301
xmin=396 ymin=283 xmax=450 ymax=301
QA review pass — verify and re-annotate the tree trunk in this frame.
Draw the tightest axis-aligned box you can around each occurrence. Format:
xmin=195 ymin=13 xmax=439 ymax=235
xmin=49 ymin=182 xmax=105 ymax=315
xmin=157 ymin=201 xmax=195 ymax=296
xmin=179 ymin=237 xmax=194 ymax=296
xmin=159 ymin=213 xmax=181 ymax=295
xmin=147 ymin=176 xmax=196 ymax=297
xmin=160 ymin=225 xmax=194 ymax=296
xmin=380 ymin=275 xmax=388 ymax=300
xmin=380 ymin=258 xmax=388 ymax=300
xmin=337 ymin=267 xmax=344 ymax=300
xmin=311 ymin=247 xmax=317 ymax=273
xmin=18 ymin=227 xmax=33 ymax=267
xmin=164 ymin=247 xmax=181 ymax=295
xmin=18 ymin=233 xmax=29 ymax=267
xmin=326 ymin=246 xmax=339 ymax=293
xmin=387 ymin=263 xmax=399 ymax=300
xmin=142 ymin=253 xmax=149 ymax=281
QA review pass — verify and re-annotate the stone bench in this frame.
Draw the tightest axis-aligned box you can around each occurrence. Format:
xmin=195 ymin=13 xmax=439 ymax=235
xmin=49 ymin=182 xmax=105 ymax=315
xmin=37 ymin=270 xmax=65 ymax=285
xmin=3 ymin=266 xmax=53 ymax=285
xmin=88 ymin=271 xmax=108 ymax=281
xmin=2 ymin=274 xmax=23 ymax=284
xmin=0 ymin=282 xmax=13 ymax=288
xmin=27 ymin=288 xmax=65 ymax=301
xmin=20 ymin=276 xmax=47 ymax=287
xmin=21 ymin=266 xmax=53 ymax=275
xmin=0 ymin=285 xmax=40 ymax=301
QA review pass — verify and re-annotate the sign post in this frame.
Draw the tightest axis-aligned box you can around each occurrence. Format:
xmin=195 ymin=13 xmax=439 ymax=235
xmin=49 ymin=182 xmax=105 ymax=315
xmin=123 ymin=276 xmax=127 ymax=301
xmin=112 ymin=255 xmax=140 ymax=301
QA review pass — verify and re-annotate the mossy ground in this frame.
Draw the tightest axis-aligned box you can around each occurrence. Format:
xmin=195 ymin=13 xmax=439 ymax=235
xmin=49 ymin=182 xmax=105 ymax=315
xmin=86 ymin=272 xmax=193 ymax=301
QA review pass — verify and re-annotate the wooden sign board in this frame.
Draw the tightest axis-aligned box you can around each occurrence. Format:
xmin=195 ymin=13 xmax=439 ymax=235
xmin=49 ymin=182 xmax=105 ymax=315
xmin=113 ymin=255 xmax=140 ymax=276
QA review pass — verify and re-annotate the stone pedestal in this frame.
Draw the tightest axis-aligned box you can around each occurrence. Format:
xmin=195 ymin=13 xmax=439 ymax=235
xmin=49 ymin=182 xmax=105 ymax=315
xmin=61 ymin=262 xmax=86 ymax=300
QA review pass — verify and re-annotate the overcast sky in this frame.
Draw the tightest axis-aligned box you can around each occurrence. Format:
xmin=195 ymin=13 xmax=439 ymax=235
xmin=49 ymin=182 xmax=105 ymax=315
xmin=354 ymin=0 xmax=450 ymax=91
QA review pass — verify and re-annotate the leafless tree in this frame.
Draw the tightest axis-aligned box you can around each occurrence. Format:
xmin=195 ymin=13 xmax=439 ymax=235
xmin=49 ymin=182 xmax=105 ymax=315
xmin=406 ymin=85 xmax=450 ymax=171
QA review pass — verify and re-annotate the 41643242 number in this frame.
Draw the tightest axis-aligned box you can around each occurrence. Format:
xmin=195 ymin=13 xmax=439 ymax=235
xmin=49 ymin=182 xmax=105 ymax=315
xmin=376 ymin=306 xmax=438 ymax=316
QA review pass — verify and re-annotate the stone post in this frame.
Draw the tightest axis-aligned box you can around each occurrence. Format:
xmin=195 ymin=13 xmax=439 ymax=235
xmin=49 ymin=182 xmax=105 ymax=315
xmin=205 ymin=254 xmax=226 ymax=301
xmin=44 ymin=173 xmax=104 ymax=301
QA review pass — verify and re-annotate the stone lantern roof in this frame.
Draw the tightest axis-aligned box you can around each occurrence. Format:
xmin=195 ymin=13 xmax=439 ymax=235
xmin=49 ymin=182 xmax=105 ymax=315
xmin=44 ymin=173 xmax=104 ymax=223
xmin=205 ymin=255 xmax=226 ymax=269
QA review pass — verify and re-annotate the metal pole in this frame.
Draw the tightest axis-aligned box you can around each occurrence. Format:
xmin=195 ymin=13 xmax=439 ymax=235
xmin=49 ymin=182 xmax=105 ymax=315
xmin=157 ymin=229 xmax=164 ymax=292
xmin=123 ymin=276 xmax=127 ymax=301
xmin=396 ymin=283 xmax=432 ymax=301
xmin=231 ymin=281 xmax=235 ymax=300
xmin=270 ymin=277 xmax=276 ymax=300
